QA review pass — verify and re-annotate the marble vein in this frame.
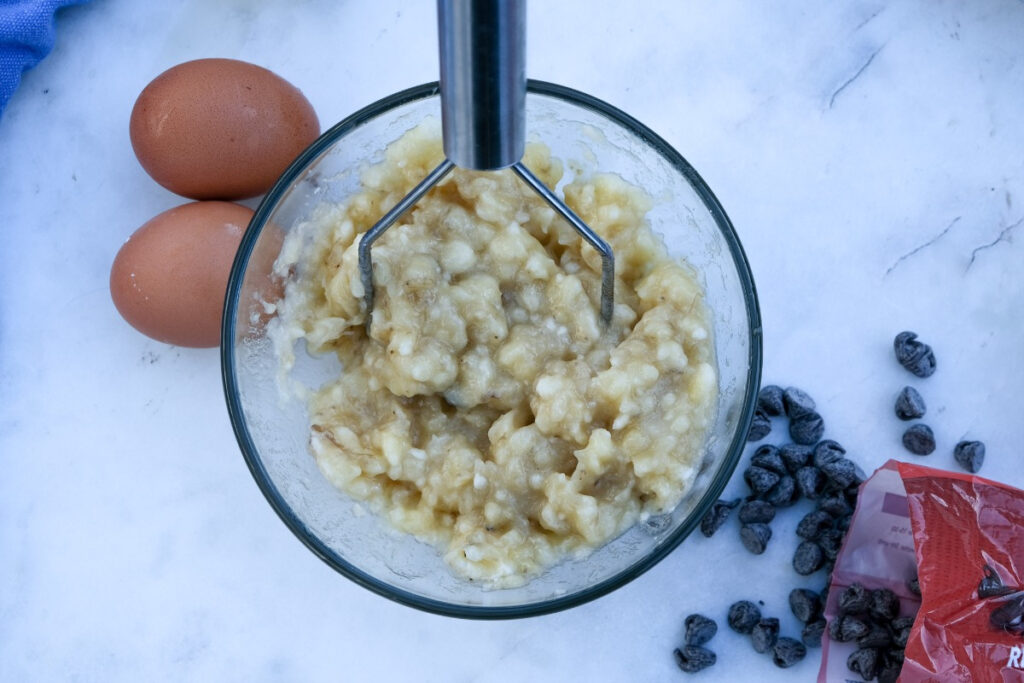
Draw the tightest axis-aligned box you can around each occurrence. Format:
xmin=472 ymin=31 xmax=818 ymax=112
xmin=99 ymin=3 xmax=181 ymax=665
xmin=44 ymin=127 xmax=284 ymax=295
xmin=967 ymin=215 xmax=1023 ymax=271
xmin=885 ymin=216 xmax=961 ymax=276
xmin=829 ymin=44 xmax=885 ymax=109
xmin=855 ymin=8 xmax=884 ymax=31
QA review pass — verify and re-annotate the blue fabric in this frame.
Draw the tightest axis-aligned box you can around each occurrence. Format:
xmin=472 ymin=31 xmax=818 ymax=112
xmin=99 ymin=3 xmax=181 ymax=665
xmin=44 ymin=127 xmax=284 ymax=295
xmin=0 ymin=0 xmax=89 ymax=115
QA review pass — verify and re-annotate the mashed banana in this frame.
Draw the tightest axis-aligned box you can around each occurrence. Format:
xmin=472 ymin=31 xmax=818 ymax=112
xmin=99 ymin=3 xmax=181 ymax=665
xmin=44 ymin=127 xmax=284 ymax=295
xmin=274 ymin=125 xmax=716 ymax=586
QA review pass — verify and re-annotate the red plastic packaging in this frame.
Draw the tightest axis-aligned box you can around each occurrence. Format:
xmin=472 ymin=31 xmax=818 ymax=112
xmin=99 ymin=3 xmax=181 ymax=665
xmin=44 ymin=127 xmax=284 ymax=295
xmin=820 ymin=460 xmax=1024 ymax=682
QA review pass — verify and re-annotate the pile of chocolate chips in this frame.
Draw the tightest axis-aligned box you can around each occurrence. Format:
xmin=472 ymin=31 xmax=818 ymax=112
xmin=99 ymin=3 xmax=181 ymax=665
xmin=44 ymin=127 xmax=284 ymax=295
xmin=704 ymin=384 xmax=864 ymax=580
xmin=827 ymin=583 xmax=910 ymax=683
xmin=891 ymin=331 xmax=986 ymax=472
xmin=673 ymin=614 xmax=718 ymax=673
xmin=681 ymin=385 xmax=861 ymax=674
xmin=675 ymin=330 xmax=991 ymax=678
xmin=727 ymin=599 xmax=808 ymax=668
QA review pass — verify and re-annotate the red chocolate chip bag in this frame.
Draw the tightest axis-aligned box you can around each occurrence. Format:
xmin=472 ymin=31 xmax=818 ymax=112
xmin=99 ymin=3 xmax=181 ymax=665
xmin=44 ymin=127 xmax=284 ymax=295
xmin=820 ymin=460 xmax=1024 ymax=682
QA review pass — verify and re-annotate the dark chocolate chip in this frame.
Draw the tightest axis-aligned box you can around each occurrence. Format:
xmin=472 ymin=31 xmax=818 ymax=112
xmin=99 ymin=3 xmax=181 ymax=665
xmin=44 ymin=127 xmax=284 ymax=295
xmin=844 ymin=483 xmax=861 ymax=505
xmin=830 ymin=615 xmax=867 ymax=643
xmin=954 ymin=440 xmax=986 ymax=474
xmin=783 ymin=387 xmax=816 ymax=419
xmin=763 ymin=475 xmax=799 ymax=508
xmin=838 ymin=583 xmax=871 ymax=615
xmin=848 ymin=646 xmax=882 ymax=680
xmin=991 ymin=594 xmax=1024 ymax=633
xmin=674 ymin=645 xmax=717 ymax=673
xmin=789 ymin=588 xmax=823 ymax=623
xmin=818 ymin=494 xmax=853 ymax=518
xmin=796 ymin=509 xmax=834 ymax=541
xmin=892 ymin=622 xmax=912 ymax=649
xmin=747 ymin=410 xmax=772 ymax=442
xmin=858 ymin=624 xmax=893 ymax=649
xmin=751 ymin=444 xmax=787 ymax=475
xmin=772 ymin=637 xmax=807 ymax=668
xmin=812 ymin=439 xmax=846 ymax=467
xmin=817 ymin=529 xmax=844 ymax=561
xmin=894 ymin=331 xmax=937 ymax=378
xmin=869 ymin=588 xmax=900 ymax=622
xmin=728 ymin=600 xmax=762 ymax=634
xmin=793 ymin=541 xmax=825 ymax=575
xmin=827 ymin=617 xmax=842 ymax=642
xmin=836 ymin=615 xmax=871 ymax=642
xmin=795 ymin=466 xmax=826 ymax=500
xmin=738 ymin=499 xmax=776 ymax=525
xmin=891 ymin=616 xmax=915 ymax=632
xmin=802 ymin=618 xmax=826 ymax=648
xmin=757 ymin=385 xmax=785 ymax=416
xmin=878 ymin=664 xmax=902 ymax=683
xmin=699 ymin=498 xmax=740 ymax=538
xmin=894 ymin=386 xmax=926 ymax=420
xmin=751 ymin=617 xmax=780 ymax=654
xmin=740 ymin=523 xmax=772 ymax=555
xmin=978 ymin=564 xmax=1014 ymax=598
xmin=790 ymin=411 xmax=825 ymax=445
xmin=684 ymin=613 xmax=718 ymax=647
xmin=744 ymin=466 xmax=781 ymax=495
xmin=779 ymin=443 xmax=812 ymax=474
xmin=821 ymin=458 xmax=860 ymax=489
xmin=902 ymin=424 xmax=936 ymax=455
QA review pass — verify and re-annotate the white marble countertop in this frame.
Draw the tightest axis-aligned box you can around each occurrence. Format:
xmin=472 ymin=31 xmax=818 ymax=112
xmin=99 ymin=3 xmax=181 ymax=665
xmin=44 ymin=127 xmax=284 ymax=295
xmin=2 ymin=1 xmax=1022 ymax=681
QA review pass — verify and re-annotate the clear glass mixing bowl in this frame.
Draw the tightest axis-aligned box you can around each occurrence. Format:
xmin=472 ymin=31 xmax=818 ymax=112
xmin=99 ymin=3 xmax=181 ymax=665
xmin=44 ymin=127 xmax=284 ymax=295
xmin=222 ymin=81 xmax=762 ymax=618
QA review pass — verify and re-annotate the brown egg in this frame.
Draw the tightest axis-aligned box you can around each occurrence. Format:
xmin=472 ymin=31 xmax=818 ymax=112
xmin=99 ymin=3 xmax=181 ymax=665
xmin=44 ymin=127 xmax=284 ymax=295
xmin=130 ymin=58 xmax=320 ymax=200
xmin=110 ymin=201 xmax=253 ymax=347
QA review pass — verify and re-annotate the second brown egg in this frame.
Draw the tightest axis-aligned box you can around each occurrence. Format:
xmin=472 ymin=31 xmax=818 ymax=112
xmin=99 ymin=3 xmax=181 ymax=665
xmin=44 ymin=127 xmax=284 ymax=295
xmin=110 ymin=201 xmax=254 ymax=348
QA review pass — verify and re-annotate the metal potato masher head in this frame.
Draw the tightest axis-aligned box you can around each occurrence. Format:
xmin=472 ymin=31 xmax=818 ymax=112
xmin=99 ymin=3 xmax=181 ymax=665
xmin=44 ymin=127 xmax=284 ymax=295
xmin=358 ymin=0 xmax=615 ymax=326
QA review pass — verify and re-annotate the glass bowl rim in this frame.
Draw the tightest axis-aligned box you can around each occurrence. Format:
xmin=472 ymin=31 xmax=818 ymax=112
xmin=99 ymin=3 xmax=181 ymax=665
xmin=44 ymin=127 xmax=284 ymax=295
xmin=221 ymin=79 xmax=763 ymax=620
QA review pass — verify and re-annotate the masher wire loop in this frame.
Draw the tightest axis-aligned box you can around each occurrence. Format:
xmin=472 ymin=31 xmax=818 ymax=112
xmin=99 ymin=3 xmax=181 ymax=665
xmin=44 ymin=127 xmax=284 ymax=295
xmin=357 ymin=159 xmax=455 ymax=316
xmin=358 ymin=0 xmax=615 ymax=327
xmin=510 ymin=162 xmax=615 ymax=325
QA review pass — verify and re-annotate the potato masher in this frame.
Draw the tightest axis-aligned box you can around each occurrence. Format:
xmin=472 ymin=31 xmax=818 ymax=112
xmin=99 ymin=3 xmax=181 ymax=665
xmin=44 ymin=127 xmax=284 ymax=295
xmin=358 ymin=0 xmax=615 ymax=326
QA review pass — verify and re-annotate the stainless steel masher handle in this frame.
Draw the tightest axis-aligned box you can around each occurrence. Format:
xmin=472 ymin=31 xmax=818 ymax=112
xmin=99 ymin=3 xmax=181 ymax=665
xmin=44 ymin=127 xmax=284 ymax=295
xmin=439 ymin=0 xmax=525 ymax=170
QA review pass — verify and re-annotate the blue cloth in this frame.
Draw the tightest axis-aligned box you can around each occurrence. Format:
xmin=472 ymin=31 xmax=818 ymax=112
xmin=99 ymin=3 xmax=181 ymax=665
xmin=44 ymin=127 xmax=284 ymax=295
xmin=0 ymin=0 xmax=89 ymax=115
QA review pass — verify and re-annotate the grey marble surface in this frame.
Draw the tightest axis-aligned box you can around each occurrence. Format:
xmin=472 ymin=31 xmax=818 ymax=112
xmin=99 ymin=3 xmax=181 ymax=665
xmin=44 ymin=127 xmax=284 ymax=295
xmin=1 ymin=1 xmax=1022 ymax=681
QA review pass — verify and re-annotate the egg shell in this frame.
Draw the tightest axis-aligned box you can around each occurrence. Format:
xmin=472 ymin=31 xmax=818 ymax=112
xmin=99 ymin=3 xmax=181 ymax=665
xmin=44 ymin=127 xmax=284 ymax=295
xmin=130 ymin=58 xmax=320 ymax=200
xmin=110 ymin=201 xmax=253 ymax=348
